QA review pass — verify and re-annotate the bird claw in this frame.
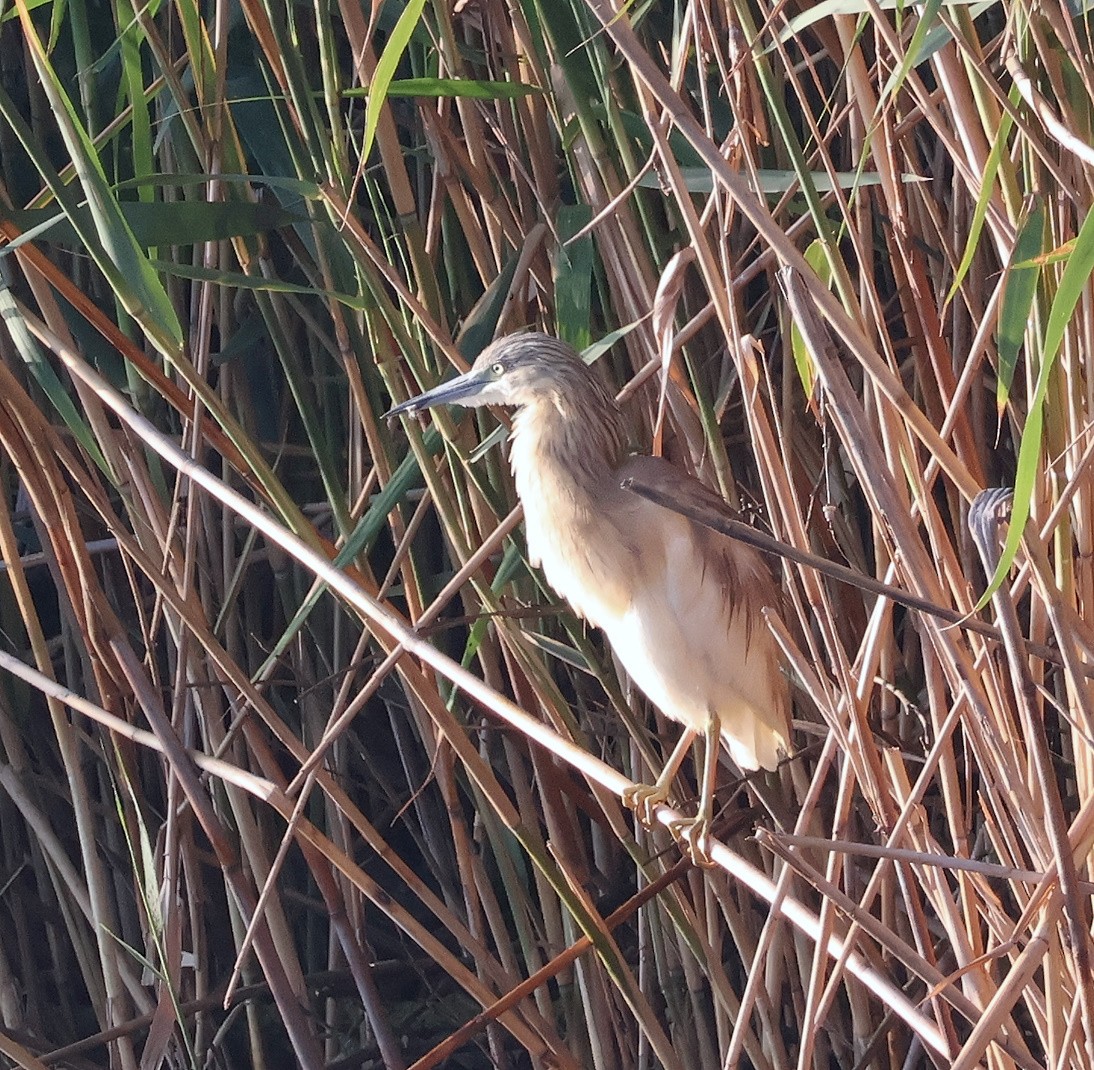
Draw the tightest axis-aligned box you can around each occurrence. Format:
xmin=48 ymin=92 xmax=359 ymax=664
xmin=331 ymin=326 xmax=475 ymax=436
xmin=668 ymin=817 xmax=717 ymax=868
xmin=622 ymin=782 xmax=670 ymax=827
xmin=623 ymin=784 xmax=717 ymax=867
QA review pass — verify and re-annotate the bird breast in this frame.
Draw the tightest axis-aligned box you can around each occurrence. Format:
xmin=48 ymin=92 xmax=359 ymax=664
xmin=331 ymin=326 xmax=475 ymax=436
xmin=512 ymin=460 xmax=637 ymax=627
xmin=508 ymin=402 xmax=635 ymax=623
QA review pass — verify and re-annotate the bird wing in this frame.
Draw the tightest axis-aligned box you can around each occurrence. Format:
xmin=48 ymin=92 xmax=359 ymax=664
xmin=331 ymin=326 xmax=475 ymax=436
xmin=614 ymin=454 xmax=782 ymax=611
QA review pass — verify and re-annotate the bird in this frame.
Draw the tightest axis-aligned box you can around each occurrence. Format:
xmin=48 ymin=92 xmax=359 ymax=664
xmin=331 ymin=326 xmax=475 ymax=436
xmin=389 ymin=331 xmax=790 ymax=861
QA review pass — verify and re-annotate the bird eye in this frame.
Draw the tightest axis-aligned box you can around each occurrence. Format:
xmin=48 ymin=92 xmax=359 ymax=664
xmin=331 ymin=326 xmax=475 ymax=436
xmin=491 ymin=362 xmax=505 ymax=376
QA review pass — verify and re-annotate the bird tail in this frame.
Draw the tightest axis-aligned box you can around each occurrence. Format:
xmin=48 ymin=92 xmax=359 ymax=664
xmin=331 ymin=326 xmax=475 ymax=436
xmin=719 ymin=701 xmax=790 ymax=772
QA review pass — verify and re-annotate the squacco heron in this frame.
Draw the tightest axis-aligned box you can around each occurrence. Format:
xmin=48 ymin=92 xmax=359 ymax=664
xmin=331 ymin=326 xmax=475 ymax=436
xmin=390 ymin=332 xmax=790 ymax=859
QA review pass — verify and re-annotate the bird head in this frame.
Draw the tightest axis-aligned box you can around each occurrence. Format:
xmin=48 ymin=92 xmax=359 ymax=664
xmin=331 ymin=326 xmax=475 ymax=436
xmin=388 ymin=332 xmax=595 ymax=416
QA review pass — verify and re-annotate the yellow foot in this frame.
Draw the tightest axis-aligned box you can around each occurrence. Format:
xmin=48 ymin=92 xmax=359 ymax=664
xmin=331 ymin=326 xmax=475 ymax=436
xmin=622 ymin=782 xmax=671 ymax=827
xmin=668 ymin=817 xmax=717 ymax=868
xmin=623 ymin=786 xmax=717 ymax=866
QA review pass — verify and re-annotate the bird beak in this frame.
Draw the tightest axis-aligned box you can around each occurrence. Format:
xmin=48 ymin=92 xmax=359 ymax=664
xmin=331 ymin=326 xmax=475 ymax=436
xmin=387 ymin=366 xmax=490 ymax=418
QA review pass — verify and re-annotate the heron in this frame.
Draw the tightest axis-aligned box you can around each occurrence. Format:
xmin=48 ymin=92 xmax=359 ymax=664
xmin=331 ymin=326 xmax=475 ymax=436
xmin=389 ymin=332 xmax=791 ymax=860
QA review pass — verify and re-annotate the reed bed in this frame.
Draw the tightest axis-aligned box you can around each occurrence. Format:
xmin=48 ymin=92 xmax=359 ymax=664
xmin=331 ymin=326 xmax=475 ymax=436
xmin=0 ymin=0 xmax=1092 ymax=1067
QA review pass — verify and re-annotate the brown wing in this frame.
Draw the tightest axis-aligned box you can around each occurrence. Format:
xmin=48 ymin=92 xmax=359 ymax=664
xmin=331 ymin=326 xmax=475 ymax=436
xmin=616 ymin=455 xmax=783 ymax=610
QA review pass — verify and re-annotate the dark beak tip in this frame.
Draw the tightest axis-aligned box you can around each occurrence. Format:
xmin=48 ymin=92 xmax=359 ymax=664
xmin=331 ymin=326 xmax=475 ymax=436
xmin=386 ymin=398 xmax=422 ymax=421
xmin=386 ymin=368 xmax=483 ymax=422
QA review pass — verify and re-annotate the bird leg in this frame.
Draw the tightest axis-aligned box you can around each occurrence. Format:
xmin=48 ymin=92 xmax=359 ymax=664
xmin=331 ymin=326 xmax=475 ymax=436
xmin=622 ymin=728 xmax=696 ymax=827
xmin=669 ymin=717 xmax=721 ymax=868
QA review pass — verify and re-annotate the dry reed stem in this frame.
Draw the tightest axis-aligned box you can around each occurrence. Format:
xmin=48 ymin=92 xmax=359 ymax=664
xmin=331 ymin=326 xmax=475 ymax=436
xmin=2 ymin=0 xmax=1094 ymax=1064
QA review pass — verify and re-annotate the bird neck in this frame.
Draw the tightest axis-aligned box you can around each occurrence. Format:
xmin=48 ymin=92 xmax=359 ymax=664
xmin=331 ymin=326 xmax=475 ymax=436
xmin=509 ymin=392 xmax=627 ymax=503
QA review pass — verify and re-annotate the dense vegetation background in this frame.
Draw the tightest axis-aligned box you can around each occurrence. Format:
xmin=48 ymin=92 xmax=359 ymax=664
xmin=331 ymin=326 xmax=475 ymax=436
xmin=0 ymin=0 xmax=1093 ymax=1067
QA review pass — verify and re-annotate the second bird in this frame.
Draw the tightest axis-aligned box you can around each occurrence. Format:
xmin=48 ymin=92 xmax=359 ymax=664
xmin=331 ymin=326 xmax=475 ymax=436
xmin=390 ymin=332 xmax=790 ymax=859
